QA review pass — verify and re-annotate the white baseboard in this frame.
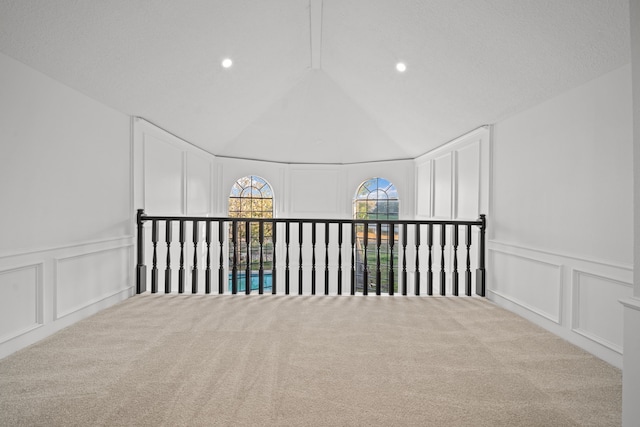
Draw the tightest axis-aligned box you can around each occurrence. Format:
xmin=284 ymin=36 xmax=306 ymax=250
xmin=0 ymin=238 xmax=134 ymax=360
xmin=487 ymin=240 xmax=632 ymax=369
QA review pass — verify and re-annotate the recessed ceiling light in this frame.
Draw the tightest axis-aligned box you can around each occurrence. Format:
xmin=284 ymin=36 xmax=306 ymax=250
xmin=222 ymin=58 xmax=233 ymax=68
xmin=396 ymin=62 xmax=407 ymax=72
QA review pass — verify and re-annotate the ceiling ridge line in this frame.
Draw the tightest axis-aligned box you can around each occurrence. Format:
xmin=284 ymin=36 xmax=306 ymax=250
xmin=309 ymin=0 xmax=323 ymax=69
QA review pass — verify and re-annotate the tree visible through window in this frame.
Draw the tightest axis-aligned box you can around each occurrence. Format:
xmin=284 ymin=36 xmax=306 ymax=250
xmin=229 ymin=175 xmax=273 ymax=218
xmin=353 ymin=177 xmax=399 ymax=293
xmin=354 ymin=177 xmax=399 ymax=220
xmin=228 ymin=176 xmax=274 ymax=292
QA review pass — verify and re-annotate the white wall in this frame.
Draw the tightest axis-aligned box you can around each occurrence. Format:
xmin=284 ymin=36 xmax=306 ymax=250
xmin=0 ymin=52 xmax=132 ymax=359
xmin=412 ymin=127 xmax=490 ymax=296
xmin=489 ymin=65 xmax=634 ymax=368
xmin=217 ymin=157 xmax=415 ymax=219
xmin=133 ymin=119 xmax=217 ymax=294
xmin=215 ymin=157 xmax=286 ymax=217
xmin=414 ymin=126 xmax=490 ymax=221
xmin=623 ymin=0 xmax=640 ymax=424
xmin=136 ymin=119 xmax=416 ymax=295
xmin=3 ymin=50 xmax=630 ymax=372
xmin=137 ymin=117 xmax=416 ymax=220
xmin=134 ymin=118 xmax=215 ymax=216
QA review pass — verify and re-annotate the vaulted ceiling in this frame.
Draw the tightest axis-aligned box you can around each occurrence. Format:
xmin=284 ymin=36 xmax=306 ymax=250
xmin=0 ymin=0 xmax=631 ymax=164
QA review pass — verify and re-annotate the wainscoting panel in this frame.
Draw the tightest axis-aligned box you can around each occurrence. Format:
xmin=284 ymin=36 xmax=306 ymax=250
xmin=186 ymin=151 xmax=212 ymax=216
xmin=144 ymin=133 xmax=185 ymax=215
xmin=433 ymin=153 xmax=452 ymax=219
xmin=572 ymin=270 xmax=632 ymax=353
xmin=135 ymin=118 xmax=216 ymax=217
xmin=455 ymin=141 xmax=480 ymax=220
xmin=489 ymin=249 xmax=562 ymax=323
xmin=0 ymin=263 xmax=42 ymax=342
xmin=487 ymin=240 xmax=632 ymax=368
xmin=415 ymin=160 xmax=432 ymax=217
xmin=0 ymin=237 xmax=134 ymax=360
xmin=55 ymin=245 xmax=132 ymax=319
xmin=413 ymin=126 xmax=488 ymax=222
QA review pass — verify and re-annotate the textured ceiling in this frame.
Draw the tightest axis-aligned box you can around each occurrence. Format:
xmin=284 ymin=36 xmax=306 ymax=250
xmin=0 ymin=0 xmax=631 ymax=164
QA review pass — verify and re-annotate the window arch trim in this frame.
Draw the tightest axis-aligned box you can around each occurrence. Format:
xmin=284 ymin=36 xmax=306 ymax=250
xmin=228 ymin=175 xmax=274 ymax=218
xmin=353 ymin=177 xmax=399 ymax=220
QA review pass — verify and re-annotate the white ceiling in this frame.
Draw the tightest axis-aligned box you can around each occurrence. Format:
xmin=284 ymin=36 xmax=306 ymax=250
xmin=0 ymin=0 xmax=631 ymax=164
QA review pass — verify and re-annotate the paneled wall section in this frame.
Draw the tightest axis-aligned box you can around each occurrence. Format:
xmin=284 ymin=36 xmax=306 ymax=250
xmin=0 ymin=52 xmax=132 ymax=360
xmin=413 ymin=127 xmax=489 ymax=221
xmin=489 ymin=65 xmax=633 ymax=368
xmin=134 ymin=118 xmax=215 ymax=216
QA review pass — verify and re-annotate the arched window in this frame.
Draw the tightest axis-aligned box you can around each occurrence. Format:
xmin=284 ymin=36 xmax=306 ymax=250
xmin=228 ymin=175 xmax=273 ymax=218
xmin=353 ymin=177 xmax=399 ymax=220
xmin=228 ymin=175 xmax=274 ymax=292
xmin=353 ymin=177 xmax=399 ymax=293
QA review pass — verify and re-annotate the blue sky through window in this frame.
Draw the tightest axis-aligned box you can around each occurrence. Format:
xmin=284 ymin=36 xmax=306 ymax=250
xmin=354 ymin=177 xmax=399 ymax=220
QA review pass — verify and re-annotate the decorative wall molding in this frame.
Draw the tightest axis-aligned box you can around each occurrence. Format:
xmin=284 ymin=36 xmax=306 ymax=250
xmin=54 ymin=244 xmax=132 ymax=320
xmin=487 ymin=238 xmax=632 ymax=368
xmin=0 ymin=234 xmax=136 ymax=347
xmin=451 ymin=151 xmax=458 ymax=219
xmin=414 ymin=126 xmax=488 ymax=222
xmin=432 ymin=152 xmax=453 ymax=219
xmin=0 ymin=262 xmax=44 ymax=344
xmin=0 ymin=235 xmax=134 ymax=261
xmin=182 ymin=150 xmax=188 ymax=215
xmin=414 ymin=126 xmax=489 ymax=162
xmin=414 ymin=160 xmax=432 ymax=217
xmin=571 ymin=269 xmax=632 ymax=354
xmin=455 ymin=141 xmax=481 ymax=220
xmin=0 ymin=262 xmax=44 ymax=277
xmin=621 ymin=297 xmax=640 ymax=311
xmin=489 ymin=248 xmax=563 ymax=324
xmin=488 ymin=290 xmax=560 ymax=324
xmin=134 ymin=116 xmax=216 ymax=217
xmin=186 ymin=150 xmax=214 ymax=216
xmin=489 ymin=239 xmax=633 ymax=272
xmin=134 ymin=117 xmax=212 ymax=157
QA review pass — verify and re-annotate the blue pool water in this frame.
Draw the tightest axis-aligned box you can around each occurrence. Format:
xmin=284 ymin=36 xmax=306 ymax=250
xmin=228 ymin=272 xmax=273 ymax=292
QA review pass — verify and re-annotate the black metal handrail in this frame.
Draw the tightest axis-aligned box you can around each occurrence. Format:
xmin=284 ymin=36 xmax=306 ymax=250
xmin=136 ymin=209 xmax=486 ymax=297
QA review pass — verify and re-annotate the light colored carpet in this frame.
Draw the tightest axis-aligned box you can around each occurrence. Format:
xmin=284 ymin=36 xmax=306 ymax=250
xmin=0 ymin=295 xmax=621 ymax=426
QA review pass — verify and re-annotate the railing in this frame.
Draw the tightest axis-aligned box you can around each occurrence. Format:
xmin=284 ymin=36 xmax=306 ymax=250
xmin=135 ymin=209 xmax=486 ymax=297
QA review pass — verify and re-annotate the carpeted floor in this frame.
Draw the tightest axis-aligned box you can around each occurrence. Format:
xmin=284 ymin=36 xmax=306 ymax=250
xmin=0 ymin=294 xmax=621 ymax=426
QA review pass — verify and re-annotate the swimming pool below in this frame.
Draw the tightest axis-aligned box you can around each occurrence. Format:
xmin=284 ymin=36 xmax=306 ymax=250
xmin=228 ymin=272 xmax=273 ymax=292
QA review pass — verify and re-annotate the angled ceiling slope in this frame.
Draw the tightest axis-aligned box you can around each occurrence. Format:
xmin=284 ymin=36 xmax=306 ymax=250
xmin=0 ymin=0 xmax=631 ymax=164
xmin=219 ymin=70 xmax=410 ymax=164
